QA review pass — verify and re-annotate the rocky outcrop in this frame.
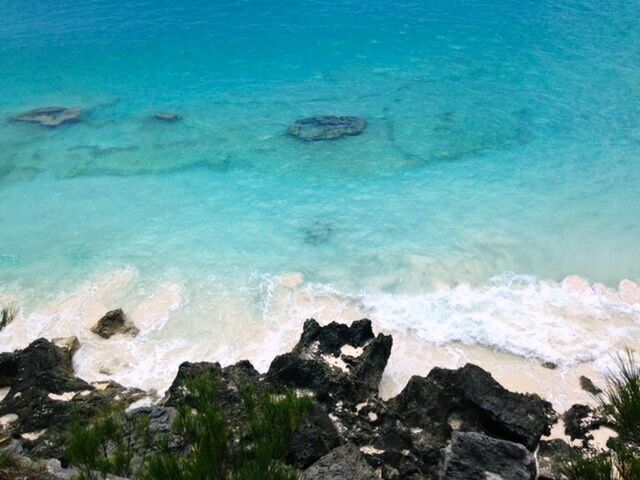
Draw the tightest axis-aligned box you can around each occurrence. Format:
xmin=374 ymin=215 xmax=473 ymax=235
xmin=0 ymin=319 xmax=565 ymax=479
xmin=266 ymin=319 xmax=392 ymax=405
xmin=91 ymin=309 xmax=139 ymax=339
xmin=288 ymin=116 xmax=367 ymax=141
xmin=0 ymin=338 xmax=144 ymax=458
xmin=388 ymin=364 xmax=552 ymax=451
xmin=301 ymin=443 xmax=377 ymax=480
xmin=13 ymin=107 xmax=82 ymax=127
xmin=440 ymin=431 xmax=536 ymax=480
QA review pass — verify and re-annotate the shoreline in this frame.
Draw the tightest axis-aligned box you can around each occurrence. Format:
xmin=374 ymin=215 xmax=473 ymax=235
xmin=0 ymin=316 xmax=621 ymax=479
xmin=1 ymin=271 xmax=639 ymax=412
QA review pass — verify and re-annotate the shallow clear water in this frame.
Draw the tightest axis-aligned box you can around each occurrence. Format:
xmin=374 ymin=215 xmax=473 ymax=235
xmin=1 ymin=0 xmax=639 ymax=400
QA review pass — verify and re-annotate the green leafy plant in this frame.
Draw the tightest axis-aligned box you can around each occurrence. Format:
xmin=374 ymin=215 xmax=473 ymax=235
xmin=66 ymin=404 xmax=152 ymax=480
xmin=68 ymin=374 xmax=312 ymax=480
xmin=599 ymin=348 xmax=640 ymax=445
xmin=560 ymin=451 xmax=613 ymax=480
xmin=0 ymin=303 xmax=17 ymax=331
xmin=561 ymin=348 xmax=640 ymax=480
xmin=145 ymin=375 xmax=312 ymax=480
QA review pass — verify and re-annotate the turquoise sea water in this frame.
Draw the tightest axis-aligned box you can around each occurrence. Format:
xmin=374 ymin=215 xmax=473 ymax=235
xmin=1 ymin=0 xmax=639 ymax=394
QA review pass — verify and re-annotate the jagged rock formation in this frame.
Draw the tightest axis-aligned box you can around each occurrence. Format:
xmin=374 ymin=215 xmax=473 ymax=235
xmin=0 ymin=318 xmax=602 ymax=479
xmin=0 ymin=339 xmax=144 ymax=459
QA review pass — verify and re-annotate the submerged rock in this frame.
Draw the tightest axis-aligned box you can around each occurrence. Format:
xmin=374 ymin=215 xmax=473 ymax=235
xmin=154 ymin=112 xmax=181 ymax=122
xmin=440 ymin=431 xmax=537 ymax=480
xmin=301 ymin=443 xmax=377 ymax=480
xmin=14 ymin=107 xmax=82 ymax=128
xmin=91 ymin=309 xmax=139 ymax=339
xmin=266 ymin=319 xmax=392 ymax=405
xmin=288 ymin=116 xmax=367 ymax=141
xmin=303 ymin=221 xmax=334 ymax=245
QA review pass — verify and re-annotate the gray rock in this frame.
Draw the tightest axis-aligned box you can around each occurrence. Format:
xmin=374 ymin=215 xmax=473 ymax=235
xmin=91 ymin=309 xmax=139 ymax=339
xmin=441 ymin=431 xmax=536 ymax=480
xmin=14 ymin=107 xmax=82 ymax=127
xmin=289 ymin=116 xmax=366 ymax=141
xmin=302 ymin=443 xmax=377 ymax=480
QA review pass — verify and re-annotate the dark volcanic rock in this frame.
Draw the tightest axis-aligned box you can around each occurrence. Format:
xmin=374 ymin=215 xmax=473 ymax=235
xmin=301 ymin=443 xmax=377 ymax=480
xmin=14 ymin=107 xmax=82 ymax=127
xmin=265 ymin=319 xmax=392 ymax=405
xmin=440 ymin=431 xmax=536 ymax=480
xmin=388 ymin=364 xmax=552 ymax=451
xmin=537 ymin=439 xmax=575 ymax=480
xmin=0 ymin=338 xmax=144 ymax=458
xmin=288 ymin=403 xmax=341 ymax=468
xmin=289 ymin=116 xmax=367 ymax=141
xmin=91 ymin=309 xmax=139 ymax=339
xmin=562 ymin=404 xmax=606 ymax=447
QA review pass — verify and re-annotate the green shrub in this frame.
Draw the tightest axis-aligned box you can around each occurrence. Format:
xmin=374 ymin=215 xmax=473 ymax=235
xmin=68 ymin=374 xmax=312 ymax=480
xmin=614 ymin=443 xmax=640 ymax=480
xmin=66 ymin=404 xmax=152 ymax=480
xmin=599 ymin=348 xmax=640 ymax=445
xmin=561 ymin=348 xmax=640 ymax=480
xmin=560 ymin=451 xmax=612 ymax=480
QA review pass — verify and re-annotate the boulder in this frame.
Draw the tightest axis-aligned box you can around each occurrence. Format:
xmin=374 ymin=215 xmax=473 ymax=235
xmin=14 ymin=107 xmax=82 ymax=128
xmin=301 ymin=443 xmax=378 ymax=480
xmin=388 ymin=364 xmax=552 ymax=451
xmin=562 ymin=404 xmax=606 ymax=446
xmin=266 ymin=319 xmax=392 ymax=405
xmin=288 ymin=116 xmax=366 ymax=141
xmin=91 ymin=309 xmax=139 ymax=339
xmin=440 ymin=431 xmax=536 ymax=480
xmin=288 ymin=402 xmax=341 ymax=468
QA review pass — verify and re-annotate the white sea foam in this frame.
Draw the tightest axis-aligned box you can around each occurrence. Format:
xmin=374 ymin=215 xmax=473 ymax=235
xmin=0 ymin=269 xmax=638 ymax=411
